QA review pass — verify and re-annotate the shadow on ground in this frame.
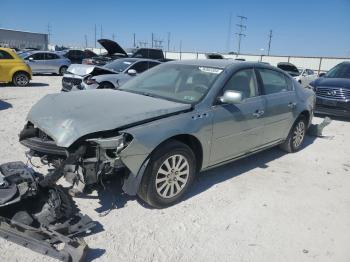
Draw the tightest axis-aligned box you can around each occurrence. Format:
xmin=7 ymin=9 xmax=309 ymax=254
xmin=315 ymin=113 xmax=350 ymax=122
xmin=82 ymin=135 xmax=317 ymax=212
xmin=0 ymin=100 xmax=12 ymax=110
xmin=0 ymin=82 xmax=49 ymax=88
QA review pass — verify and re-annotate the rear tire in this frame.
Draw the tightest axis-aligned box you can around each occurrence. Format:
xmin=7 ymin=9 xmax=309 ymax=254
xmin=59 ymin=66 xmax=68 ymax=76
xmin=280 ymin=117 xmax=307 ymax=153
xmin=138 ymin=140 xmax=196 ymax=208
xmin=12 ymin=72 xmax=29 ymax=86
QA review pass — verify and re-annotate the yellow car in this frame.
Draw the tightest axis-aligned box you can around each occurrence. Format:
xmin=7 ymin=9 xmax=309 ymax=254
xmin=0 ymin=47 xmax=32 ymax=86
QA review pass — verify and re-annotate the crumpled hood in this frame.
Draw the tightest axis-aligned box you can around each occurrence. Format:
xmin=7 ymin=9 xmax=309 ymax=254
xmin=66 ymin=64 xmax=116 ymax=76
xmin=27 ymin=90 xmax=191 ymax=147
xmin=313 ymin=77 xmax=350 ymax=89
xmin=66 ymin=64 xmax=95 ymax=76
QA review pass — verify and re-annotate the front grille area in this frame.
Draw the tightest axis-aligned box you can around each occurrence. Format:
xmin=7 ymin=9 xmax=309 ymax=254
xmin=316 ymin=86 xmax=350 ymax=101
xmin=62 ymin=77 xmax=82 ymax=91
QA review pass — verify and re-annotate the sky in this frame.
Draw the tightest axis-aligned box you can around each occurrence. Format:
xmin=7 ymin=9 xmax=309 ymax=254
xmin=1 ymin=0 xmax=350 ymax=57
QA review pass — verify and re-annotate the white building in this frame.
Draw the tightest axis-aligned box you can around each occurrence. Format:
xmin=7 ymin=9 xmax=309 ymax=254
xmin=0 ymin=28 xmax=48 ymax=50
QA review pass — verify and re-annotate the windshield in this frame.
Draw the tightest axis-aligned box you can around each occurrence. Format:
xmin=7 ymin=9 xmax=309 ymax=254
xmin=325 ymin=63 xmax=350 ymax=79
xmin=119 ymin=63 xmax=223 ymax=104
xmin=103 ymin=59 xmax=134 ymax=72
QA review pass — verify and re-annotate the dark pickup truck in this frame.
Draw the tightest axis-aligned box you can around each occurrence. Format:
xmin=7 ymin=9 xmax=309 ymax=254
xmin=82 ymin=39 xmax=170 ymax=66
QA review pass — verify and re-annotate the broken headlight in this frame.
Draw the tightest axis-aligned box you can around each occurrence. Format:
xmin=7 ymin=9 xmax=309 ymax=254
xmin=87 ymin=133 xmax=132 ymax=157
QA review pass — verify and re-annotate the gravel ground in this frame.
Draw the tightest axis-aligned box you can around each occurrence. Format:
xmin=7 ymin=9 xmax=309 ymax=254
xmin=0 ymin=76 xmax=349 ymax=262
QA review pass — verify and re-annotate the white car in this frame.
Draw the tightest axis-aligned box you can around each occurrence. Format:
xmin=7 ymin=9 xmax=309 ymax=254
xmin=294 ymin=68 xmax=318 ymax=87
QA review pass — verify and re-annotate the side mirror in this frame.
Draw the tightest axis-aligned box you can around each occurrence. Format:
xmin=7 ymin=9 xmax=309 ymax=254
xmin=219 ymin=90 xmax=243 ymax=104
xmin=127 ymin=69 xmax=137 ymax=76
xmin=319 ymin=72 xmax=325 ymax=77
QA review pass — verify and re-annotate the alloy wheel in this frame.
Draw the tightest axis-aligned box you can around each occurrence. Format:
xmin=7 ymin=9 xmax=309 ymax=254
xmin=155 ymin=154 xmax=190 ymax=199
xmin=293 ymin=121 xmax=305 ymax=148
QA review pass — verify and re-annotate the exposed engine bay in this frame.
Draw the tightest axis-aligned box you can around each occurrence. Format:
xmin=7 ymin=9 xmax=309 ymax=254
xmin=0 ymin=161 xmax=97 ymax=262
xmin=19 ymin=122 xmax=131 ymax=194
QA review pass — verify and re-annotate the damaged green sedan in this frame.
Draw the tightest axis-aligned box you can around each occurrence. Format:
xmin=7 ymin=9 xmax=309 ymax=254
xmin=19 ymin=60 xmax=315 ymax=208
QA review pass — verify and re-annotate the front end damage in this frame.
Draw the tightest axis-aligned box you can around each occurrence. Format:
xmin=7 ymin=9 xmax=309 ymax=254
xmin=19 ymin=121 xmax=134 ymax=195
xmin=0 ymin=162 xmax=97 ymax=261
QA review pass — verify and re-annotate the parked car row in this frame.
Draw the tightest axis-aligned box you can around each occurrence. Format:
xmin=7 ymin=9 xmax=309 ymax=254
xmin=62 ymin=58 xmax=161 ymax=91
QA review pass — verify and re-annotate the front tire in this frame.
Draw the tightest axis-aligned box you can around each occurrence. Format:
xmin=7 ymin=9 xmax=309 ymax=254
xmin=138 ymin=140 xmax=196 ymax=208
xmin=12 ymin=72 xmax=29 ymax=86
xmin=280 ymin=117 xmax=307 ymax=153
xmin=98 ymin=82 xmax=114 ymax=89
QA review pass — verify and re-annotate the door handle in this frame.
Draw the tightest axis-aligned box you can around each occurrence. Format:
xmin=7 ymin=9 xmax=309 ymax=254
xmin=288 ymin=102 xmax=297 ymax=109
xmin=253 ymin=109 xmax=264 ymax=118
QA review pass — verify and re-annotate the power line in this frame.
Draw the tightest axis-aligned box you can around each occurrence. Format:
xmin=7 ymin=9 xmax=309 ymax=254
xmin=235 ymin=15 xmax=247 ymax=55
xmin=267 ymin=30 xmax=273 ymax=55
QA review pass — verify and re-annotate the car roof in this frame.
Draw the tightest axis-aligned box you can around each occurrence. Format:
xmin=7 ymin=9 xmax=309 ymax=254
xmin=169 ymin=59 xmax=264 ymax=69
xmin=0 ymin=47 xmax=15 ymax=52
xmin=116 ymin=57 xmax=162 ymax=63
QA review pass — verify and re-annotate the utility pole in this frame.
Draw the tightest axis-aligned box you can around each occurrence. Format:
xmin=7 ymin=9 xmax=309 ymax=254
xmin=235 ymin=15 xmax=247 ymax=55
xmin=100 ymin=25 xmax=103 ymax=39
xmin=167 ymin=32 xmax=171 ymax=51
xmin=133 ymin=33 xmax=136 ymax=47
xmin=47 ymin=23 xmax=51 ymax=44
xmin=151 ymin=33 xmax=154 ymax=48
xmin=267 ymin=30 xmax=273 ymax=56
xmin=84 ymin=35 xmax=88 ymax=48
xmin=112 ymin=33 xmax=115 ymax=41
xmin=94 ymin=24 xmax=97 ymax=48
xmin=226 ymin=12 xmax=232 ymax=52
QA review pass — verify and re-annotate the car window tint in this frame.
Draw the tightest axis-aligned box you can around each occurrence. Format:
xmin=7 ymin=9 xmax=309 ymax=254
xmin=0 ymin=50 xmax=13 ymax=59
xmin=46 ymin=53 xmax=59 ymax=60
xmin=223 ymin=69 xmax=257 ymax=99
xmin=258 ymin=69 xmax=288 ymax=95
xmin=149 ymin=61 xmax=160 ymax=69
xmin=131 ymin=61 xmax=148 ymax=73
xmin=30 ymin=53 xmax=45 ymax=60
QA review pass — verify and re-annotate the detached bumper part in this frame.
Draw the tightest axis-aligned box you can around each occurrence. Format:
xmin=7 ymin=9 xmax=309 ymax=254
xmin=0 ymin=161 xmax=97 ymax=262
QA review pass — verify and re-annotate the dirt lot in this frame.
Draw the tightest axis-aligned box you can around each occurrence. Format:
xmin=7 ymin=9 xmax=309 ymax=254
xmin=0 ymin=76 xmax=349 ymax=262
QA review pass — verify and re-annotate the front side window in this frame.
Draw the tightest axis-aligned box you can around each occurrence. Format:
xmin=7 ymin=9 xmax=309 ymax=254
xmin=119 ymin=63 xmax=223 ymax=104
xmin=222 ymin=69 xmax=257 ymax=99
xmin=0 ymin=50 xmax=14 ymax=59
xmin=28 ymin=53 xmax=45 ymax=60
xmin=130 ymin=61 xmax=148 ymax=73
xmin=258 ymin=69 xmax=288 ymax=95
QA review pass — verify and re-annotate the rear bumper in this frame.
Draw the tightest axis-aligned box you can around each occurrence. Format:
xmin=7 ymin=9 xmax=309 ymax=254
xmin=315 ymin=97 xmax=350 ymax=117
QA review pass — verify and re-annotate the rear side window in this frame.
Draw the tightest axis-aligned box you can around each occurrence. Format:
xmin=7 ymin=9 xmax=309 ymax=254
xmin=257 ymin=69 xmax=289 ymax=95
xmin=0 ymin=50 xmax=13 ymax=59
xmin=45 ymin=53 xmax=60 ymax=59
